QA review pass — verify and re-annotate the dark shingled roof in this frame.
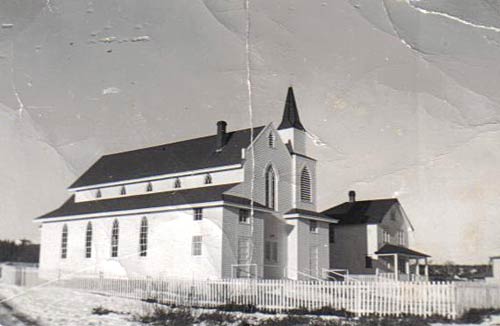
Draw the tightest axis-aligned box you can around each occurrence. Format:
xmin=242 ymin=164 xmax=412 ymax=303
xmin=321 ymin=199 xmax=398 ymax=225
xmin=375 ymin=244 xmax=430 ymax=258
xmin=37 ymin=183 xmax=267 ymax=220
xmin=278 ymin=87 xmax=305 ymax=131
xmin=70 ymin=126 xmax=265 ymax=189
xmin=285 ymin=208 xmax=334 ymax=220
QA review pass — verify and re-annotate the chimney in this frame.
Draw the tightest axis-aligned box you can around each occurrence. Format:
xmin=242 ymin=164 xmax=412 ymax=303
xmin=216 ymin=121 xmax=227 ymax=151
xmin=348 ymin=190 xmax=356 ymax=203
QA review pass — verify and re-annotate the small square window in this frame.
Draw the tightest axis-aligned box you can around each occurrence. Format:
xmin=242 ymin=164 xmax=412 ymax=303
xmin=194 ymin=208 xmax=203 ymax=221
xmin=239 ymin=209 xmax=250 ymax=224
xmin=309 ymin=220 xmax=318 ymax=233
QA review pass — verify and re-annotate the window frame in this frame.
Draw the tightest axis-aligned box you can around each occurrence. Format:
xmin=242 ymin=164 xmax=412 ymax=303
xmin=204 ymin=174 xmax=212 ymax=184
xmin=265 ymin=241 xmax=278 ymax=264
xmin=174 ymin=178 xmax=181 ymax=188
xmin=120 ymin=186 xmax=126 ymax=196
xmin=96 ymin=189 xmax=102 ymax=199
xmin=239 ymin=209 xmax=250 ymax=224
xmin=265 ymin=165 xmax=277 ymax=210
xmin=111 ymin=219 xmax=119 ymax=258
xmin=139 ymin=217 xmax=148 ymax=257
xmin=365 ymin=256 xmax=373 ymax=269
xmin=146 ymin=182 xmax=153 ymax=192
xmin=192 ymin=235 xmax=202 ymax=256
xmin=309 ymin=220 xmax=318 ymax=234
xmin=329 ymin=224 xmax=335 ymax=243
xmin=194 ymin=208 xmax=203 ymax=221
xmin=61 ymin=224 xmax=68 ymax=259
xmin=85 ymin=222 xmax=92 ymax=258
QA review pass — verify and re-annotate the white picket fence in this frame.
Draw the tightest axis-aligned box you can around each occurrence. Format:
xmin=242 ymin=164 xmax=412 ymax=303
xmin=56 ymin=277 xmax=500 ymax=319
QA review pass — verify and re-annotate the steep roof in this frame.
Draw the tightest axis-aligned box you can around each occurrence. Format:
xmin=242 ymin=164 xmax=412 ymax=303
xmin=278 ymin=87 xmax=306 ymax=131
xmin=321 ymin=199 xmax=399 ymax=225
xmin=37 ymin=183 xmax=267 ymax=220
xmin=375 ymin=244 xmax=430 ymax=258
xmin=70 ymin=126 xmax=265 ymax=189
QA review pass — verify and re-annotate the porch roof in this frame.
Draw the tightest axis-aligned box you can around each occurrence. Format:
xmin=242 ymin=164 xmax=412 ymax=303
xmin=375 ymin=244 xmax=430 ymax=258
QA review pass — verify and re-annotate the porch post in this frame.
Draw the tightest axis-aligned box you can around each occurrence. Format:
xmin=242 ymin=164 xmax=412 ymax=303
xmin=416 ymin=258 xmax=420 ymax=276
xmin=405 ymin=259 xmax=410 ymax=275
xmin=394 ymin=254 xmax=399 ymax=281
xmin=424 ymin=258 xmax=429 ymax=278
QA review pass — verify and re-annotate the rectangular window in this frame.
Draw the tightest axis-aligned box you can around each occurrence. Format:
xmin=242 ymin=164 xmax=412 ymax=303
xmin=239 ymin=209 xmax=250 ymax=224
xmin=365 ymin=256 xmax=373 ymax=269
xmin=192 ymin=236 xmax=202 ymax=256
xmin=383 ymin=230 xmax=391 ymax=244
xmin=194 ymin=208 xmax=203 ymax=221
xmin=329 ymin=224 xmax=335 ymax=243
xmin=265 ymin=241 xmax=278 ymax=263
xmin=398 ymin=231 xmax=405 ymax=246
xmin=310 ymin=220 xmax=318 ymax=233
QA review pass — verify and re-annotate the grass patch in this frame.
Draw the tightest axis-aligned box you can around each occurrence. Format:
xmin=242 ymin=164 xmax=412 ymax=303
xmin=216 ymin=302 xmax=258 ymax=313
xmin=458 ymin=308 xmax=500 ymax=324
xmin=135 ymin=306 xmax=194 ymax=326
xmin=198 ymin=311 xmax=238 ymax=325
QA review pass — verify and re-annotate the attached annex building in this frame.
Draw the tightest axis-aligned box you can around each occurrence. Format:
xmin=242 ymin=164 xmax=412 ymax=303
xmin=37 ymin=88 xmax=336 ymax=280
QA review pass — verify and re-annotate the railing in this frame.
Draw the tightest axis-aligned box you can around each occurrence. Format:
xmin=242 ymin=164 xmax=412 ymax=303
xmin=53 ymin=276 xmax=500 ymax=319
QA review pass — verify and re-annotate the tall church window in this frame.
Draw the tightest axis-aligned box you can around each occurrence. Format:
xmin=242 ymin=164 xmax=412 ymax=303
xmin=111 ymin=219 xmax=119 ymax=257
xmin=174 ymin=178 xmax=181 ymax=188
xmin=96 ymin=189 xmax=102 ymax=199
xmin=300 ymin=167 xmax=312 ymax=202
xmin=120 ymin=186 xmax=126 ymax=195
xmin=268 ymin=132 xmax=275 ymax=148
xmin=139 ymin=217 xmax=148 ymax=257
xmin=85 ymin=222 xmax=92 ymax=258
xmin=265 ymin=165 xmax=276 ymax=209
xmin=146 ymin=182 xmax=153 ymax=192
xmin=61 ymin=224 xmax=68 ymax=259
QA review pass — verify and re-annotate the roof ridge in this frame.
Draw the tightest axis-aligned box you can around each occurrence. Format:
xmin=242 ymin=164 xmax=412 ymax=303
xmin=103 ymin=125 xmax=266 ymax=158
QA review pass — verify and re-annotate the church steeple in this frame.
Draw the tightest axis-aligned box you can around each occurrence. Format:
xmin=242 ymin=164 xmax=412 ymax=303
xmin=278 ymin=87 xmax=306 ymax=131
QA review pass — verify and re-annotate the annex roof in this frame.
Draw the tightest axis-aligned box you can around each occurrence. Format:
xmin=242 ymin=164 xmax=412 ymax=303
xmin=37 ymin=184 xmax=266 ymax=220
xmin=70 ymin=126 xmax=265 ymax=189
xmin=321 ymin=199 xmax=399 ymax=225
xmin=375 ymin=244 xmax=430 ymax=258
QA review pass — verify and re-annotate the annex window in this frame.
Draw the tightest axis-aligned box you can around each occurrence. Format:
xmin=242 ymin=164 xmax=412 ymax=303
xmin=194 ymin=208 xmax=203 ymax=221
xmin=120 ymin=186 xmax=126 ymax=195
xmin=111 ymin=219 xmax=119 ymax=258
xmin=204 ymin=174 xmax=212 ymax=184
xmin=300 ymin=167 xmax=312 ymax=202
xmin=61 ymin=224 xmax=68 ymax=259
xmin=383 ymin=230 xmax=391 ymax=244
xmin=310 ymin=220 xmax=318 ymax=233
xmin=146 ymin=182 xmax=153 ymax=192
xmin=174 ymin=178 xmax=181 ymax=188
xmin=329 ymin=224 xmax=335 ymax=243
xmin=192 ymin=236 xmax=202 ymax=256
xmin=398 ymin=231 xmax=405 ymax=246
xmin=239 ymin=209 xmax=250 ymax=224
xmin=365 ymin=256 xmax=373 ymax=269
xmin=85 ymin=222 xmax=92 ymax=258
xmin=265 ymin=165 xmax=277 ymax=209
xmin=265 ymin=241 xmax=278 ymax=263
xmin=96 ymin=189 xmax=102 ymax=199
xmin=268 ymin=132 xmax=275 ymax=148
xmin=139 ymin=217 xmax=148 ymax=257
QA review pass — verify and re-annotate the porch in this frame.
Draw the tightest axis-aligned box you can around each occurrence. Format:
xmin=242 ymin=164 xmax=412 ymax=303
xmin=375 ymin=244 xmax=430 ymax=281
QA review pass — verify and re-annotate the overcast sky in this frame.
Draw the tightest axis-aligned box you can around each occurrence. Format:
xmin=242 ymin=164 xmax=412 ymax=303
xmin=1 ymin=0 xmax=499 ymax=264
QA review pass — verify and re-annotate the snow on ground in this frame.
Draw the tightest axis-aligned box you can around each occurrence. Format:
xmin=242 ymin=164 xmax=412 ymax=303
xmin=0 ymin=284 xmax=146 ymax=326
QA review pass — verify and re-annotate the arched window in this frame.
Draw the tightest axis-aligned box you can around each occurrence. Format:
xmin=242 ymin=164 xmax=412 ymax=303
xmin=268 ymin=132 xmax=275 ymax=148
xmin=85 ymin=222 xmax=92 ymax=258
xmin=61 ymin=224 xmax=68 ymax=259
xmin=111 ymin=219 xmax=119 ymax=257
xmin=204 ymin=174 xmax=212 ymax=184
xmin=139 ymin=217 xmax=148 ymax=257
xmin=300 ymin=167 xmax=312 ymax=202
xmin=265 ymin=165 xmax=277 ymax=209
xmin=120 ymin=186 xmax=126 ymax=195
xmin=174 ymin=178 xmax=181 ymax=188
xmin=146 ymin=182 xmax=153 ymax=192
xmin=96 ymin=189 xmax=102 ymax=199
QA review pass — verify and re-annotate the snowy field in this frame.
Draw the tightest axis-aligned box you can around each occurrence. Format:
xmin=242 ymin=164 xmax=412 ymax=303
xmin=0 ymin=284 xmax=499 ymax=326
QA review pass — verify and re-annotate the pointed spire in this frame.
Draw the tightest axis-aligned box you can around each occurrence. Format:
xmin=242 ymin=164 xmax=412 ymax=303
xmin=278 ymin=86 xmax=306 ymax=131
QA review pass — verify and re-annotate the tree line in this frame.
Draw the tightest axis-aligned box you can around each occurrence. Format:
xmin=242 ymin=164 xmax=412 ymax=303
xmin=0 ymin=239 xmax=39 ymax=263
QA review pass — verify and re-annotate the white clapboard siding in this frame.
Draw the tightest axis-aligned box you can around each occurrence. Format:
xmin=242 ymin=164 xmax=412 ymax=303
xmin=57 ymin=277 xmax=500 ymax=319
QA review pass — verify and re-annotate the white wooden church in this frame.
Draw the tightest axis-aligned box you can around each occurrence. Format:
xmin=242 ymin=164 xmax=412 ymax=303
xmin=37 ymin=88 xmax=429 ymax=281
